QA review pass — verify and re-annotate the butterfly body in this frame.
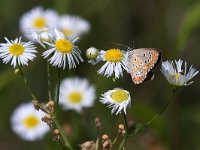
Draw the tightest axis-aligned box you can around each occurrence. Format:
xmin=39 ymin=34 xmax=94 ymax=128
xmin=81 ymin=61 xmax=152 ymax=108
xmin=128 ymin=48 xmax=161 ymax=84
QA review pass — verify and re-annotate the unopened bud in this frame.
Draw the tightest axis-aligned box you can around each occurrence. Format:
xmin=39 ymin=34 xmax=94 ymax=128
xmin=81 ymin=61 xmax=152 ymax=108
xmin=40 ymin=31 xmax=54 ymax=42
xmin=86 ymin=47 xmax=99 ymax=60
xmin=14 ymin=69 xmax=20 ymax=74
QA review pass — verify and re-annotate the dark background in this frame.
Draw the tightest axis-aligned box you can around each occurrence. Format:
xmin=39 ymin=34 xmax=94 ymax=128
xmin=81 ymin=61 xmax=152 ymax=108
xmin=0 ymin=0 xmax=200 ymax=149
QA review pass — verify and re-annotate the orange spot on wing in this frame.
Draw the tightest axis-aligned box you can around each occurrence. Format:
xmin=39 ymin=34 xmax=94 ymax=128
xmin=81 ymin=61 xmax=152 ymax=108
xmin=132 ymin=75 xmax=146 ymax=84
xmin=147 ymin=52 xmax=159 ymax=69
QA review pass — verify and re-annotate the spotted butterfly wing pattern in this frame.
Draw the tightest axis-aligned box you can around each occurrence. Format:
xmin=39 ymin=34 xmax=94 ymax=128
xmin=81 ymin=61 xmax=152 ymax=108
xmin=128 ymin=48 xmax=161 ymax=84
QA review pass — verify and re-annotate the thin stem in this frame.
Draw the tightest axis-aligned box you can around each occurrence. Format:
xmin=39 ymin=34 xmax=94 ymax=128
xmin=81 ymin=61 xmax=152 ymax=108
xmin=47 ymin=62 xmax=52 ymax=101
xmin=18 ymin=66 xmax=37 ymax=100
xmin=118 ymin=112 xmax=129 ymax=150
xmin=55 ymin=68 xmax=61 ymax=115
xmin=53 ymin=117 xmax=73 ymax=150
xmin=96 ymin=136 xmax=100 ymax=150
xmin=145 ymin=89 xmax=177 ymax=126
xmin=118 ymin=135 xmax=128 ymax=150
xmin=122 ymin=111 xmax=128 ymax=132
xmin=146 ymin=100 xmax=170 ymax=126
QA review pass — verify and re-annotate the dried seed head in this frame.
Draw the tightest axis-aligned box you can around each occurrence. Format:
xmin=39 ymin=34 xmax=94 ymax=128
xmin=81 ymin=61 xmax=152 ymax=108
xmin=95 ymin=117 xmax=102 ymax=131
xmin=118 ymin=124 xmax=126 ymax=135
xmin=53 ymin=129 xmax=60 ymax=141
xmin=128 ymin=120 xmax=135 ymax=131
xmin=32 ymin=100 xmax=39 ymax=110
xmin=46 ymin=100 xmax=55 ymax=113
xmin=102 ymin=134 xmax=109 ymax=141
xmin=84 ymin=141 xmax=92 ymax=148
xmin=80 ymin=141 xmax=96 ymax=150
xmin=63 ymin=123 xmax=72 ymax=136
xmin=48 ymin=100 xmax=55 ymax=107
xmin=118 ymin=124 xmax=125 ymax=130
xmin=53 ymin=129 xmax=60 ymax=135
xmin=42 ymin=114 xmax=53 ymax=127
xmin=102 ymin=139 xmax=112 ymax=150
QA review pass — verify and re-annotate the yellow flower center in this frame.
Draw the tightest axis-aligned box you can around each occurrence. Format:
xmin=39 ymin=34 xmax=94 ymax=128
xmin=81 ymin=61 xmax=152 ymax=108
xmin=23 ymin=115 xmax=39 ymax=128
xmin=111 ymin=89 xmax=129 ymax=103
xmin=105 ymin=49 xmax=124 ymax=62
xmin=9 ymin=44 xmax=24 ymax=56
xmin=68 ymin=92 xmax=82 ymax=104
xmin=62 ymin=28 xmax=74 ymax=37
xmin=171 ymin=73 xmax=180 ymax=81
xmin=33 ymin=17 xmax=46 ymax=29
xmin=55 ymin=39 xmax=73 ymax=53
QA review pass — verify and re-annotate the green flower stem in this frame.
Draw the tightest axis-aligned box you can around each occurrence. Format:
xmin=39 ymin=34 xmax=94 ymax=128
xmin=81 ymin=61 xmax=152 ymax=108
xmin=96 ymin=136 xmax=100 ymax=150
xmin=53 ymin=117 xmax=73 ymax=150
xmin=55 ymin=68 xmax=61 ymax=115
xmin=122 ymin=111 xmax=128 ymax=131
xmin=118 ymin=111 xmax=129 ymax=150
xmin=118 ymin=135 xmax=128 ymax=150
xmin=47 ymin=62 xmax=52 ymax=101
xmin=146 ymin=89 xmax=177 ymax=126
xmin=18 ymin=66 xmax=37 ymax=100
xmin=146 ymin=100 xmax=170 ymax=126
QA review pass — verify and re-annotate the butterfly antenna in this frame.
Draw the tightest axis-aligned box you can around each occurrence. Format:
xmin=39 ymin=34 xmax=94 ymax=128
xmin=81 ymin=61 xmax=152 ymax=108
xmin=109 ymin=42 xmax=129 ymax=48
xmin=132 ymin=41 xmax=135 ymax=49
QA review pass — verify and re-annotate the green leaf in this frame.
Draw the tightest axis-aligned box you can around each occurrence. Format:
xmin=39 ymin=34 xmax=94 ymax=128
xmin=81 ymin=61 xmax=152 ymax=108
xmin=176 ymin=1 xmax=200 ymax=53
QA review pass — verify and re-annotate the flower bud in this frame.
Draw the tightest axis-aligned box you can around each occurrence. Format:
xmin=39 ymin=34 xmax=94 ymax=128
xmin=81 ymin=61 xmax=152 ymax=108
xmin=40 ymin=31 xmax=54 ymax=42
xmin=86 ymin=47 xmax=99 ymax=60
xmin=14 ymin=68 xmax=20 ymax=74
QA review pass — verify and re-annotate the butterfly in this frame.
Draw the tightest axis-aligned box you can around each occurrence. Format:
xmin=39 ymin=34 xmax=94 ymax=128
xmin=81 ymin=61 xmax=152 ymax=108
xmin=128 ymin=48 xmax=161 ymax=84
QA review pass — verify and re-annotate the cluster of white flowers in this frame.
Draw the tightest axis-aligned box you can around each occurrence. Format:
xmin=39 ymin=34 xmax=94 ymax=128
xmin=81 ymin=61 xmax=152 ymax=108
xmin=0 ymin=5 xmax=199 ymax=143
xmin=0 ymin=6 xmax=91 ymax=69
xmin=20 ymin=6 xmax=90 ymax=40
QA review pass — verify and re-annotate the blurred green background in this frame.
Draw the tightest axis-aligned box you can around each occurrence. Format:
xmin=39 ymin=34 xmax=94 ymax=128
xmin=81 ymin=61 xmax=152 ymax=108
xmin=0 ymin=0 xmax=200 ymax=150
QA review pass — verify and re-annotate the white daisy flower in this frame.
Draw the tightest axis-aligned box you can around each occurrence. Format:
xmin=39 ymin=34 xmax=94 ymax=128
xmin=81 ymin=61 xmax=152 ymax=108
xmin=20 ymin=6 xmax=59 ymax=40
xmin=42 ymin=29 xmax=83 ymax=69
xmin=161 ymin=59 xmax=199 ymax=86
xmin=97 ymin=49 xmax=129 ymax=78
xmin=100 ymin=88 xmax=131 ymax=115
xmin=11 ymin=102 xmax=50 ymax=141
xmin=59 ymin=15 xmax=90 ymax=38
xmin=0 ymin=37 xmax=37 ymax=68
xmin=59 ymin=77 xmax=96 ymax=112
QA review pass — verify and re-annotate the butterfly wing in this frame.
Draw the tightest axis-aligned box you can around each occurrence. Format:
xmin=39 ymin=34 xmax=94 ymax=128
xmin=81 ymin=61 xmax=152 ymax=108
xmin=128 ymin=48 xmax=161 ymax=84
